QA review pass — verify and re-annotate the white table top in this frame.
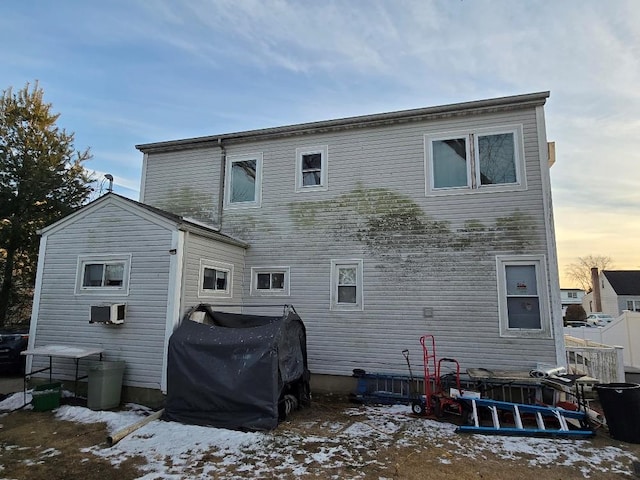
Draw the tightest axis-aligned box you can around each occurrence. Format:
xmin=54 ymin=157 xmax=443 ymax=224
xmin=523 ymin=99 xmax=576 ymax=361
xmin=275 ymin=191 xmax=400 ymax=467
xmin=21 ymin=344 xmax=104 ymax=359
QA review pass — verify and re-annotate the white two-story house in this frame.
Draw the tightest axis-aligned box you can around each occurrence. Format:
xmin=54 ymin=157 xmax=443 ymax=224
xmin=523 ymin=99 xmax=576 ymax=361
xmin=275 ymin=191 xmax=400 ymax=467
xmin=28 ymin=91 xmax=563 ymax=401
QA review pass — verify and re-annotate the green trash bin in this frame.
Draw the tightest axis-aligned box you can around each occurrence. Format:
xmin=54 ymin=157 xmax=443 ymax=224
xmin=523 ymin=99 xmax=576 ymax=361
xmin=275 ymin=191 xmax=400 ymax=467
xmin=87 ymin=360 xmax=125 ymax=410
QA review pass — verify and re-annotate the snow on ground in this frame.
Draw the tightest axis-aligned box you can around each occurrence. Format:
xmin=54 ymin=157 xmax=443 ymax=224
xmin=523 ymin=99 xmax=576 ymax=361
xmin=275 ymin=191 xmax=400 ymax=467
xmin=2 ymin=394 xmax=639 ymax=479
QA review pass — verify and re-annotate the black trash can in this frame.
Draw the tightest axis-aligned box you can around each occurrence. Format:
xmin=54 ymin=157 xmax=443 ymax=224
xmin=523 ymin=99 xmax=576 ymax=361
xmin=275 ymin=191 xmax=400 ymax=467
xmin=595 ymin=383 xmax=640 ymax=443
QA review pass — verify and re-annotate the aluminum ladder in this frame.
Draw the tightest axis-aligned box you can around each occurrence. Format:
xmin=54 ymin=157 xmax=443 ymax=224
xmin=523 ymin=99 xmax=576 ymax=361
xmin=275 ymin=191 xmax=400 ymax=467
xmin=456 ymin=397 xmax=594 ymax=438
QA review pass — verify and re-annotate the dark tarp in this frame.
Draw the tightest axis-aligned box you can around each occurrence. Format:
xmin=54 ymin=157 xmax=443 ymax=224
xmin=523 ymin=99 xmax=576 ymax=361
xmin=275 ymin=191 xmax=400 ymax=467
xmin=164 ymin=305 xmax=310 ymax=431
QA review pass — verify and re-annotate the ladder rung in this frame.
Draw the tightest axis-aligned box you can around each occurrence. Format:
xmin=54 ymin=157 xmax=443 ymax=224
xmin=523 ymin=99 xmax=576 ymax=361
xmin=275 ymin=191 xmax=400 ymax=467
xmin=513 ymin=405 xmax=523 ymax=429
xmin=535 ymin=412 xmax=545 ymax=430
xmin=457 ymin=396 xmax=593 ymax=438
xmin=489 ymin=406 xmax=500 ymax=429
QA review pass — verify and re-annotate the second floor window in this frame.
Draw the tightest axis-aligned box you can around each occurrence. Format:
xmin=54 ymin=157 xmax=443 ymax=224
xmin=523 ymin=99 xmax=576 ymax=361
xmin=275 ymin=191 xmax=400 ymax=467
xmin=425 ymin=125 xmax=524 ymax=195
xmin=225 ymin=153 xmax=263 ymax=208
xmin=296 ymin=146 xmax=328 ymax=192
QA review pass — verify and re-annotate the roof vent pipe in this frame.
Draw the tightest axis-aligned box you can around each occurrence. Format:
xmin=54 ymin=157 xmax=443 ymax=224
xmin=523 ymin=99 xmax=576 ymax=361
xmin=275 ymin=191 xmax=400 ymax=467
xmin=591 ymin=267 xmax=602 ymax=312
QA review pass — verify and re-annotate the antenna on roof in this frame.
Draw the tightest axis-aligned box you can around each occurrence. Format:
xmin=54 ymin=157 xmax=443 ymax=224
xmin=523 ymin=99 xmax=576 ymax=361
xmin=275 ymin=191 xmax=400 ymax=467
xmin=104 ymin=174 xmax=114 ymax=193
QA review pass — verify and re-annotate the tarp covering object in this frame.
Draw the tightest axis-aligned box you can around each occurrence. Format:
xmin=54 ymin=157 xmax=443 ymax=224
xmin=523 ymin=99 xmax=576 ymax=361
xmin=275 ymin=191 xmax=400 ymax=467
xmin=164 ymin=304 xmax=310 ymax=431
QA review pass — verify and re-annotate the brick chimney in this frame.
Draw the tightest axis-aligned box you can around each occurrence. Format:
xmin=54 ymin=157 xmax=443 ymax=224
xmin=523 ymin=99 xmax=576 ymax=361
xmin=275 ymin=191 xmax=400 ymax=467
xmin=591 ymin=267 xmax=602 ymax=312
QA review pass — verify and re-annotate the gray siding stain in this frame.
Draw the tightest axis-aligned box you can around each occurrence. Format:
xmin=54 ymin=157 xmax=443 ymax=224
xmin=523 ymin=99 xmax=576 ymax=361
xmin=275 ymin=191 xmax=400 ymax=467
xmin=154 ymin=186 xmax=217 ymax=224
xmin=288 ymin=185 xmax=534 ymax=264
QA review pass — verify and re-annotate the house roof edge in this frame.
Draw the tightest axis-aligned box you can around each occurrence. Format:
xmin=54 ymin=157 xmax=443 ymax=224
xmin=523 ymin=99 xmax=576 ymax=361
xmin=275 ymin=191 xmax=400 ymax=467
xmin=136 ymin=91 xmax=550 ymax=153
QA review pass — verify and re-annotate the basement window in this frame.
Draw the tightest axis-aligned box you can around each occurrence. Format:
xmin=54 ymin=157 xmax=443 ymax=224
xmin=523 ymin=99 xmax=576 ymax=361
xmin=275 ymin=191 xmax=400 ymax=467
xmin=425 ymin=125 xmax=525 ymax=195
xmin=496 ymin=255 xmax=550 ymax=338
xmin=199 ymin=260 xmax=233 ymax=298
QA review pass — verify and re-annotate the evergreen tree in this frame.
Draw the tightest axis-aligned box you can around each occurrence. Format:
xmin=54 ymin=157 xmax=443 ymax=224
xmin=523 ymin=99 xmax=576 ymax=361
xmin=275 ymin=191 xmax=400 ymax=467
xmin=0 ymin=82 xmax=93 ymax=326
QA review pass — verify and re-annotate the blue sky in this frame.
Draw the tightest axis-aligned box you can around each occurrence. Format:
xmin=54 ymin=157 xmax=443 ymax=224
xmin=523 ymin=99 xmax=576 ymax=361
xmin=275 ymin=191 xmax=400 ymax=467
xmin=2 ymin=0 xmax=640 ymax=286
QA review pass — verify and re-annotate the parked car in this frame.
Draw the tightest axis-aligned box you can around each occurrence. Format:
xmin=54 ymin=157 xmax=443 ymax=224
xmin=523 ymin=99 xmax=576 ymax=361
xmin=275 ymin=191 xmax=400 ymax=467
xmin=565 ymin=321 xmax=597 ymax=328
xmin=0 ymin=328 xmax=29 ymax=374
xmin=585 ymin=313 xmax=615 ymax=326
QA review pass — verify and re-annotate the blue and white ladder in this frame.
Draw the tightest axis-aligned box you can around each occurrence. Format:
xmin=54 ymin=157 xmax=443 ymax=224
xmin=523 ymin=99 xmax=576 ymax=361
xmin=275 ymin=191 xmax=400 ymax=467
xmin=456 ymin=397 xmax=594 ymax=438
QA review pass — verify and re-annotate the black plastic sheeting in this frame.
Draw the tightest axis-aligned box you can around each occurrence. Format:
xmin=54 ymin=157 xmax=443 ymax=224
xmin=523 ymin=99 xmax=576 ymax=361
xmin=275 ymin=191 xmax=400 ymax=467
xmin=164 ymin=305 xmax=310 ymax=431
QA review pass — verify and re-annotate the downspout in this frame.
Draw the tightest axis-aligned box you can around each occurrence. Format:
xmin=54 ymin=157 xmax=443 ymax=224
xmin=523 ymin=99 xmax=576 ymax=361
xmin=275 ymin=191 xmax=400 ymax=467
xmin=217 ymin=138 xmax=226 ymax=230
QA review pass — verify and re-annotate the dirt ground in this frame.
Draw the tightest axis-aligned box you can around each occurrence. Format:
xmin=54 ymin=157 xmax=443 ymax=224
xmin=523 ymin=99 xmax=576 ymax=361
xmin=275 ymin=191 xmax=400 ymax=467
xmin=1 ymin=394 xmax=640 ymax=480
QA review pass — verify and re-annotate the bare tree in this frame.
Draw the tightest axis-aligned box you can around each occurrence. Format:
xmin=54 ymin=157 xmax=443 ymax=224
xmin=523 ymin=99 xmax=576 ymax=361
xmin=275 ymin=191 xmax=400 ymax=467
xmin=565 ymin=255 xmax=613 ymax=292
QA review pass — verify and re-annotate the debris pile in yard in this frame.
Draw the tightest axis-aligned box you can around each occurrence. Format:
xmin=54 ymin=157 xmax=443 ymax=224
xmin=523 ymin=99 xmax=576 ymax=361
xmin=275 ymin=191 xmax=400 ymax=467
xmin=1 ymin=393 xmax=639 ymax=479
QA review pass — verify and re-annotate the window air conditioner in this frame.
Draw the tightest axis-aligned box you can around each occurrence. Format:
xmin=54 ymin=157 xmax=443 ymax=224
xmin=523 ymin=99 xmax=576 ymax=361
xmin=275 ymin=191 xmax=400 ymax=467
xmin=90 ymin=303 xmax=126 ymax=324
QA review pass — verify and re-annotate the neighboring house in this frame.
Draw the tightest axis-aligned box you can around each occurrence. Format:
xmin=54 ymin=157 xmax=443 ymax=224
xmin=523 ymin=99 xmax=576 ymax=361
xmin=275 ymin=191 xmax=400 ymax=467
xmin=560 ymin=288 xmax=585 ymax=318
xmin=583 ymin=270 xmax=640 ymax=316
xmin=29 ymin=91 xmax=564 ymax=399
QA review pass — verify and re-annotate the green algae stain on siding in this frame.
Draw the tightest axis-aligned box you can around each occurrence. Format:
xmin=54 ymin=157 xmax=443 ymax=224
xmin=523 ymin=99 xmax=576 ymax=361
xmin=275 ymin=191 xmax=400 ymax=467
xmin=222 ymin=214 xmax=276 ymax=241
xmin=454 ymin=211 xmax=533 ymax=253
xmin=289 ymin=186 xmax=535 ymax=258
xmin=153 ymin=187 xmax=217 ymax=224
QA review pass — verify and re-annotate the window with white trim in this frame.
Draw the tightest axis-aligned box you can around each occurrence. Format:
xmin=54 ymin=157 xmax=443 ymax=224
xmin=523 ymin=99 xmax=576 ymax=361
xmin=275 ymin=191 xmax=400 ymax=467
xmin=627 ymin=300 xmax=640 ymax=312
xmin=295 ymin=145 xmax=328 ymax=192
xmin=250 ymin=267 xmax=290 ymax=296
xmin=330 ymin=259 xmax=363 ymax=311
xmin=496 ymin=255 xmax=550 ymax=338
xmin=425 ymin=125 xmax=525 ymax=194
xmin=225 ymin=153 xmax=263 ymax=208
xmin=199 ymin=260 xmax=233 ymax=297
xmin=76 ymin=254 xmax=131 ymax=295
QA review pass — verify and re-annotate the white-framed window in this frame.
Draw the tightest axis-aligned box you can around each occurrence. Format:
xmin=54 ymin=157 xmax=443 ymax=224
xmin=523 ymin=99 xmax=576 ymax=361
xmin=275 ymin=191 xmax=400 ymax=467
xmin=425 ymin=125 xmax=525 ymax=195
xmin=295 ymin=145 xmax=328 ymax=192
xmin=75 ymin=254 xmax=132 ymax=295
xmin=568 ymin=291 xmax=578 ymax=299
xmin=198 ymin=259 xmax=233 ymax=298
xmin=250 ymin=267 xmax=290 ymax=296
xmin=627 ymin=300 xmax=640 ymax=312
xmin=496 ymin=255 xmax=550 ymax=338
xmin=225 ymin=153 xmax=263 ymax=209
xmin=330 ymin=259 xmax=363 ymax=311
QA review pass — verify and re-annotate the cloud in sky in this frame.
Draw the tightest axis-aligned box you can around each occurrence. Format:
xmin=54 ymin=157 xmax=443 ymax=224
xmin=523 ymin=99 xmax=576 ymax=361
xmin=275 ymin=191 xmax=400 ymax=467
xmin=1 ymin=0 xmax=640 ymax=285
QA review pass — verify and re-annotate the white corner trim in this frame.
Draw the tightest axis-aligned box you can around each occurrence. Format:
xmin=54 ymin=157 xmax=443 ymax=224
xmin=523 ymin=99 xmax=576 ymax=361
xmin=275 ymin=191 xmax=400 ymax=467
xmin=536 ymin=105 xmax=565 ymax=366
xmin=161 ymin=230 xmax=185 ymax=393
xmin=26 ymin=235 xmax=48 ymax=373
xmin=139 ymin=152 xmax=148 ymax=203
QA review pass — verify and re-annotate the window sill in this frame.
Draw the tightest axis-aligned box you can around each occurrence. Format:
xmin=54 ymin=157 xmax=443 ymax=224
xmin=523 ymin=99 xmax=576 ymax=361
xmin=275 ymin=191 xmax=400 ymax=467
xmin=426 ymin=182 xmax=526 ymax=197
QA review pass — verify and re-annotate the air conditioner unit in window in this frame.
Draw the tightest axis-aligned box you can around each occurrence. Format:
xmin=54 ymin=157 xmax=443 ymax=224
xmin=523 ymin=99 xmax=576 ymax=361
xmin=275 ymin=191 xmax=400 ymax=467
xmin=90 ymin=303 xmax=126 ymax=324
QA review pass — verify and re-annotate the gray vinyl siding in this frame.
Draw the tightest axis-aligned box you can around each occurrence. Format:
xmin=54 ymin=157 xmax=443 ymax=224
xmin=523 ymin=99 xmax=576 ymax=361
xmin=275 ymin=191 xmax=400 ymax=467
xmin=34 ymin=202 xmax=174 ymax=389
xmin=181 ymin=232 xmax=246 ymax=315
xmin=142 ymin=148 xmax=222 ymax=225
xmin=143 ymin=106 xmax=558 ymax=377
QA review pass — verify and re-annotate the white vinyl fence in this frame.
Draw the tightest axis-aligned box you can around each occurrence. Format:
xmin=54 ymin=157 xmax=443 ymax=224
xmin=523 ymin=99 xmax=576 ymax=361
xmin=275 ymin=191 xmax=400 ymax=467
xmin=564 ymin=336 xmax=625 ymax=383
